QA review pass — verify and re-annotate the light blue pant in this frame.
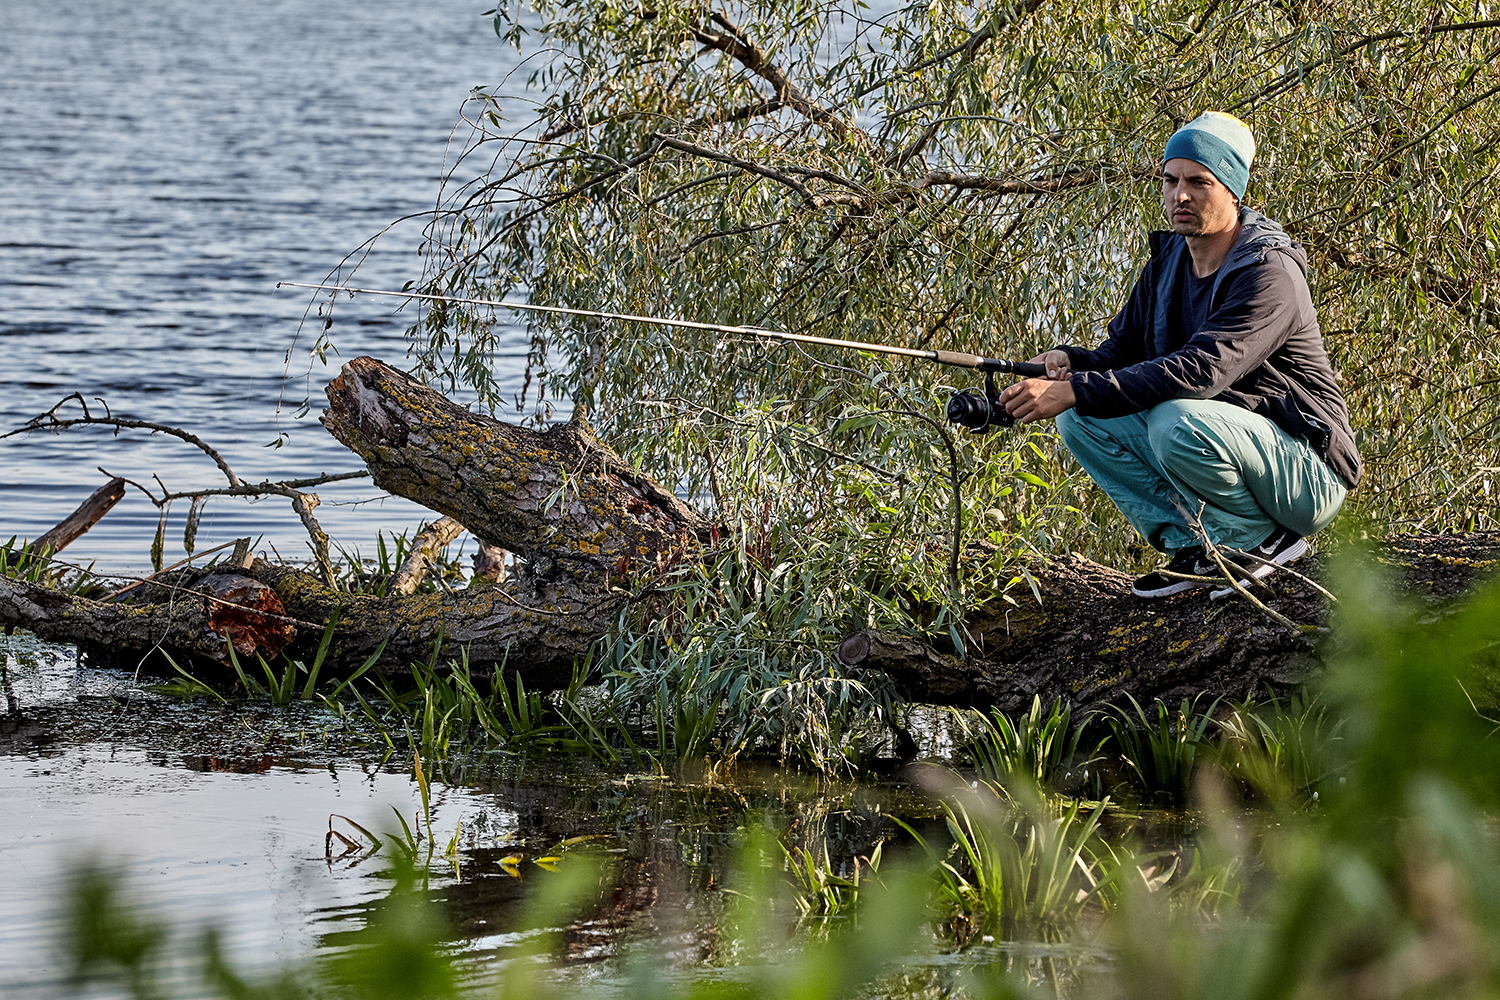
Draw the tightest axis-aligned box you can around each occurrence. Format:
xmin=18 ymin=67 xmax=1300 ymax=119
xmin=1055 ymin=399 xmax=1347 ymax=553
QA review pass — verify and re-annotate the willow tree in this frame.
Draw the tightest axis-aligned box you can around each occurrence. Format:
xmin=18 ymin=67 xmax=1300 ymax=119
xmin=329 ymin=0 xmax=1500 ymax=759
xmin=397 ymin=0 xmax=1499 ymax=526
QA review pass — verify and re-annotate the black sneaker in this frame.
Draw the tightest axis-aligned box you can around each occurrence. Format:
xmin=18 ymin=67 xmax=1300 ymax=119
xmin=1210 ymin=528 xmax=1308 ymax=600
xmin=1132 ymin=545 xmax=1217 ymax=598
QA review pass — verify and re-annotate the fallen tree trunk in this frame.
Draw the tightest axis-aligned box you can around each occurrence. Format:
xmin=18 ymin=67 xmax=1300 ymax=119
xmin=834 ymin=541 xmax=1500 ymax=716
xmin=2 ymin=356 xmax=1496 ymax=713
xmin=0 ymin=560 xmax=619 ymax=689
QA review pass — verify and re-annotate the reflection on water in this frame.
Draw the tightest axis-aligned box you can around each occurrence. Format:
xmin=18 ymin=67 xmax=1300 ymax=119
xmin=0 ymin=632 xmax=958 ymax=997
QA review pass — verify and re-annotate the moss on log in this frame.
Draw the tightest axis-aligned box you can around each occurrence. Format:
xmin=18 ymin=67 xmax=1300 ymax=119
xmin=321 ymin=356 xmax=712 ymax=585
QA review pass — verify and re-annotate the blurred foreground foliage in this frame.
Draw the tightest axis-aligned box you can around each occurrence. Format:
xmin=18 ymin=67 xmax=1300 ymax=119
xmin=51 ymin=554 xmax=1500 ymax=998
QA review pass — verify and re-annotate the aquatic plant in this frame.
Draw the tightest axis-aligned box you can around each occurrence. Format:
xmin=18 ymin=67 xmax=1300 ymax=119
xmin=784 ymin=840 xmax=885 ymax=922
xmin=365 ymin=649 xmax=563 ymax=758
xmin=1105 ymin=694 xmax=1220 ymax=805
xmin=964 ymin=696 xmax=1099 ymax=793
xmin=1215 ymin=695 xmax=1345 ymax=806
xmin=217 ymin=614 xmax=384 ymax=706
xmin=0 ymin=536 xmax=102 ymax=595
xmin=894 ymin=770 xmax=1118 ymax=943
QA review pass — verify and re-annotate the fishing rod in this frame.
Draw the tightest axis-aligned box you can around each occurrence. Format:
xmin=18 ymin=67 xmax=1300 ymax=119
xmin=278 ymin=281 xmax=1046 ymax=432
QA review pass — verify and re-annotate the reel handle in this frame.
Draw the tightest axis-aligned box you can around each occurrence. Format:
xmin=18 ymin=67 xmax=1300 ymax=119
xmin=998 ymin=360 xmax=1048 ymax=378
xmin=930 ymin=353 xmax=1049 ymax=378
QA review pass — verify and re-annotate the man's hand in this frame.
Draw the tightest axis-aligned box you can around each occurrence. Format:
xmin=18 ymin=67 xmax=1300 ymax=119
xmin=1000 ymin=376 xmax=1076 ymax=424
xmin=1030 ymin=349 xmax=1072 ymax=381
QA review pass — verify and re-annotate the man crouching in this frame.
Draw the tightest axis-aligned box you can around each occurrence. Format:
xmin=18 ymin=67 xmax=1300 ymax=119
xmin=999 ymin=111 xmax=1361 ymax=599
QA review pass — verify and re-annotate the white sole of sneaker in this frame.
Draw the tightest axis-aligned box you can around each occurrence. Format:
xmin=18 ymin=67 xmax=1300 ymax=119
xmin=1132 ymin=578 xmax=1213 ymax=599
xmin=1209 ymin=537 xmax=1310 ymax=600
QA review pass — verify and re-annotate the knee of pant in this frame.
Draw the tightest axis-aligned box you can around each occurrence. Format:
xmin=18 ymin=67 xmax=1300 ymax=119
xmin=1055 ymin=408 xmax=1105 ymax=456
xmin=1147 ymin=409 xmax=1212 ymax=469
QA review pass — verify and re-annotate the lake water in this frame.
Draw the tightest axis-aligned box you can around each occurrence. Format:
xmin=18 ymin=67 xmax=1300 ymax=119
xmin=0 ymin=1 xmax=567 ymax=992
xmin=0 ymin=631 xmax=941 ymax=998
xmin=0 ymin=0 xmax=543 ymax=580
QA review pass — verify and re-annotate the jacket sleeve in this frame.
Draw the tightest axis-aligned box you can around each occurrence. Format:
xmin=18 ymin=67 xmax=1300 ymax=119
xmin=1070 ymin=254 xmax=1304 ymax=418
xmin=1054 ymin=264 xmax=1153 ymax=373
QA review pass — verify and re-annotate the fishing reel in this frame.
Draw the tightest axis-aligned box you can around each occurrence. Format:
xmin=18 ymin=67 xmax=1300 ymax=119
xmin=946 ymin=371 xmax=1014 ymax=433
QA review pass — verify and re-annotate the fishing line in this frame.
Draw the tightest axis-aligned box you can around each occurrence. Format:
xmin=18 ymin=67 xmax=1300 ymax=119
xmin=277 ymin=281 xmax=1045 ymax=376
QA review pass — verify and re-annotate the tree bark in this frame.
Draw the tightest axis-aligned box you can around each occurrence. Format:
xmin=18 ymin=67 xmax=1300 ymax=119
xmin=319 ymin=356 xmax=712 ymax=585
xmin=470 ymin=540 xmax=507 ymax=585
xmin=2 ymin=356 xmax=1496 ymax=712
xmin=390 ymin=516 xmax=464 ymax=596
xmin=835 ymin=534 xmax=1500 ymax=715
xmin=0 ymin=555 xmax=620 ymax=692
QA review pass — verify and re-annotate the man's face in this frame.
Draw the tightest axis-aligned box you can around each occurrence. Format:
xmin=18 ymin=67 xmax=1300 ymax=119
xmin=1161 ymin=158 xmax=1239 ymax=238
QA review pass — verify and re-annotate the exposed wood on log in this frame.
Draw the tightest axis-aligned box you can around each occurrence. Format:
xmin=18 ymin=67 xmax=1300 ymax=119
xmin=391 ymin=516 xmax=464 ymax=596
xmin=320 ymin=356 xmax=712 ymax=585
xmin=200 ymin=573 xmax=297 ymax=662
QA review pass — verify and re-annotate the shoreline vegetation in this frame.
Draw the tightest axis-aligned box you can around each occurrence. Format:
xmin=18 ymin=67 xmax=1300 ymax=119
xmin=5 ymin=0 xmax=1500 ymax=995
xmin=25 ymin=557 xmax=1500 ymax=998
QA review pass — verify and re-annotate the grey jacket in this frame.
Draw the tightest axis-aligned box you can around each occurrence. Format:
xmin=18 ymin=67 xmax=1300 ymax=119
xmin=1057 ymin=208 xmax=1362 ymax=488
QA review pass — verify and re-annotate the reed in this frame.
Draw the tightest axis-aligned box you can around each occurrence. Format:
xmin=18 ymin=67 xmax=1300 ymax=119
xmin=965 ymin=695 xmax=1100 ymax=794
xmin=1105 ymin=694 xmax=1220 ymax=806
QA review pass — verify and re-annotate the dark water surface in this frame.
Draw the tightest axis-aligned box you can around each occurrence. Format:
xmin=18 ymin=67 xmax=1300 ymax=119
xmin=0 ymin=0 xmax=541 ymax=578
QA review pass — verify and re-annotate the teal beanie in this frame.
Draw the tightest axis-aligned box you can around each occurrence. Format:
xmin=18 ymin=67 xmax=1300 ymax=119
xmin=1163 ymin=111 xmax=1255 ymax=199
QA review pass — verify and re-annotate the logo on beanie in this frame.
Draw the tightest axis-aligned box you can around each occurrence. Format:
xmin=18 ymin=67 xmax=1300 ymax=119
xmin=1219 ymin=158 xmax=1230 ymax=171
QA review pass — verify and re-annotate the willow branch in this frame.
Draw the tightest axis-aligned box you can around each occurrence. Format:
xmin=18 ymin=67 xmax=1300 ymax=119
xmin=1231 ymin=19 xmax=1500 ymax=111
xmin=682 ymin=98 xmax=786 ymax=131
xmin=686 ymin=12 xmax=864 ymax=145
xmin=653 ymin=135 xmax=1145 ymax=213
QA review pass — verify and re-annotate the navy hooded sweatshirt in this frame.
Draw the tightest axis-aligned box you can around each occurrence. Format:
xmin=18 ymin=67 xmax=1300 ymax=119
xmin=1056 ymin=208 xmax=1362 ymax=489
